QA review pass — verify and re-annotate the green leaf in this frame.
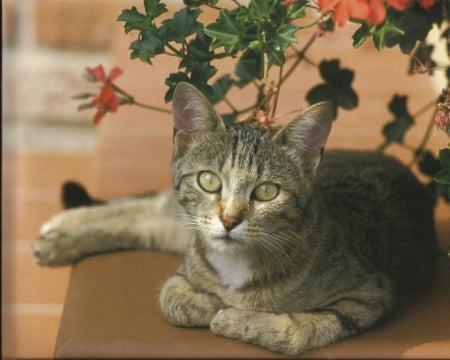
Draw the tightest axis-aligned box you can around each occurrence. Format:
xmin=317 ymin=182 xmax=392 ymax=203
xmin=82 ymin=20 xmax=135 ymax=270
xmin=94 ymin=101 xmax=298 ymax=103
xmin=267 ymin=46 xmax=285 ymax=67
xmin=434 ymin=168 xmax=450 ymax=185
xmin=286 ymin=0 xmax=307 ymax=19
xmin=204 ymin=10 xmax=246 ymax=53
xmin=187 ymin=32 xmax=213 ymax=60
xmin=143 ymin=0 xmax=168 ymax=19
xmin=190 ymin=62 xmax=217 ymax=85
xmin=129 ymin=27 xmax=164 ymax=63
xmin=438 ymin=148 xmax=450 ymax=169
xmin=372 ymin=17 xmax=405 ymax=51
xmin=352 ymin=23 xmax=373 ymax=49
xmin=117 ymin=6 xmax=150 ymax=33
xmin=235 ymin=50 xmax=264 ymax=86
xmin=160 ymin=7 xmax=202 ymax=43
xmin=274 ymin=23 xmax=298 ymax=49
xmin=164 ymin=72 xmax=191 ymax=102
xmin=355 ymin=5 xmax=434 ymax=54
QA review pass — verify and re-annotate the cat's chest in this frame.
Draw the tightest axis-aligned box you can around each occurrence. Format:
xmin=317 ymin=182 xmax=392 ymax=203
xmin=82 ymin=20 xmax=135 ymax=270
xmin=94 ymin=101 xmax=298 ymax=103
xmin=206 ymin=252 xmax=254 ymax=289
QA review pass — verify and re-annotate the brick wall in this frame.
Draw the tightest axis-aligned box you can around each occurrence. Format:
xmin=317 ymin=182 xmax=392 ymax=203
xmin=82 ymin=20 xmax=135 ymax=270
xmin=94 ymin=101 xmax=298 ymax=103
xmin=3 ymin=0 xmax=130 ymax=152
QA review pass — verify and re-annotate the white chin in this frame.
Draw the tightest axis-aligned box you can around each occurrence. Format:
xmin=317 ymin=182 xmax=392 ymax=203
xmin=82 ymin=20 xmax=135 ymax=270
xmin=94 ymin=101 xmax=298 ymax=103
xmin=205 ymin=236 xmax=240 ymax=254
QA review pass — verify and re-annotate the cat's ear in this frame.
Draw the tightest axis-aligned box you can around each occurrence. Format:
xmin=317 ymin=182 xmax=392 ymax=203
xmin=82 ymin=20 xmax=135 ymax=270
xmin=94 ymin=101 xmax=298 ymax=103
xmin=272 ymin=102 xmax=333 ymax=174
xmin=172 ymin=82 xmax=225 ymax=135
xmin=172 ymin=83 xmax=226 ymax=157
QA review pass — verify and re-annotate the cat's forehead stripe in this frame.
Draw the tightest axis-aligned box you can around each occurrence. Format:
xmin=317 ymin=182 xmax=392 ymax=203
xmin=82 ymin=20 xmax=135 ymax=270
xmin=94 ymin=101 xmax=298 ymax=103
xmin=228 ymin=126 xmax=266 ymax=173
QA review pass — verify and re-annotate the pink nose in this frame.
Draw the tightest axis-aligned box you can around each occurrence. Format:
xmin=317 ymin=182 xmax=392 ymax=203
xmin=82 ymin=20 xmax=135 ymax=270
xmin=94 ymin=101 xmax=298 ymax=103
xmin=219 ymin=214 xmax=241 ymax=231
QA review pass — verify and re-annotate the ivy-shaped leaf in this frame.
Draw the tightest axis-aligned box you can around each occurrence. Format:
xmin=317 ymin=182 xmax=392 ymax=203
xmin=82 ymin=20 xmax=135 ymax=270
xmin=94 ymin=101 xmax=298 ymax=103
xmin=352 ymin=4 xmax=433 ymax=54
xmin=129 ymin=28 xmax=164 ymax=63
xmin=286 ymin=0 xmax=307 ymax=19
xmin=435 ymin=148 xmax=450 ymax=199
xmin=118 ymin=6 xmax=152 ymax=33
xmin=143 ymin=0 xmax=168 ymax=19
xmin=235 ymin=49 xmax=264 ymax=86
xmin=160 ymin=7 xmax=203 ymax=44
xmin=204 ymin=10 xmax=246 ymax=53
xmin=164 ymin=72 xmax=190 ymax=102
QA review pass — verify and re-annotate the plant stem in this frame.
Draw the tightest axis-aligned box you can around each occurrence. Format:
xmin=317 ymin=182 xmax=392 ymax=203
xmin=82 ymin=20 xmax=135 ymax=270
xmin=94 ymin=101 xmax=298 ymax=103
xmin=281 ymin=33 xmax=317 ymax=85
xmin=270 ymin=65 xmax=283 ymax=122
xmin=131 ymin=100 xmax=171 ymax=113
xmin=113 ymin=84 xmax=171 ymax=114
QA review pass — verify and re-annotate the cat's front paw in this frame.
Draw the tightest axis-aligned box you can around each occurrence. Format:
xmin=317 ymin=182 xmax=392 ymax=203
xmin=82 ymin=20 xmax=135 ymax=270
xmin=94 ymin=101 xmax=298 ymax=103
xmin=33 ymin=230 xmax=81 ymax=266
xmin=210 ymin=308 xmax=259 ymax=341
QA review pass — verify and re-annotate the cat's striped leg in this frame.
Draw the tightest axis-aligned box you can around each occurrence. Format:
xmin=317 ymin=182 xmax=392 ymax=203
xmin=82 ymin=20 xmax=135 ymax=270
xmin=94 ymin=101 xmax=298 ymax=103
xmin=210 ymin=293 xmax=394 ymax=357
xmin=159 ymin=273 xmax=223 ymax=327
xmin=33 ymin=213 xmax=189 ymax=266
xmin=210 ymin=309 xmax=350 ymax=355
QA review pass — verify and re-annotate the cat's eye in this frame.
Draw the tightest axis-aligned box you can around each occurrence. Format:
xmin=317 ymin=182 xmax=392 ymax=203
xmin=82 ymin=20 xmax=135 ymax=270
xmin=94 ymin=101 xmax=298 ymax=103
xmin=197 ymin=171 xmax=222 ymax=193
xmin=253 ymin=183 xmax=280 ymax=202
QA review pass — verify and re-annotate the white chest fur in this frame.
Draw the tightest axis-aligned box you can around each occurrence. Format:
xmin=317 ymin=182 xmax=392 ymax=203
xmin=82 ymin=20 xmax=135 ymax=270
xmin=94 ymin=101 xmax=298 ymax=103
xmin=206 ymin=252 xmax=254 ymax=289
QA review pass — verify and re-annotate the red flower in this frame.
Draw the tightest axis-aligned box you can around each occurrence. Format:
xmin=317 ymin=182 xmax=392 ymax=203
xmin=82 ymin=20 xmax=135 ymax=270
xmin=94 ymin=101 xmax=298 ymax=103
xmin=417 ymin=0 xmax=434 ymax=9
xmin=83 ymin=65 xmax=123 ymax=124
xmin=318 ymin=0 xmax=368 ymax=26
xmin=317 ymin=0 xmax=413 ymax=26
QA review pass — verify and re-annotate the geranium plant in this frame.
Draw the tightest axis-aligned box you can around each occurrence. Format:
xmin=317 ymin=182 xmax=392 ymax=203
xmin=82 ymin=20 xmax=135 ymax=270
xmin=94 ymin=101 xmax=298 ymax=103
xmin=75 ymin=0 xmax=450 ymax=201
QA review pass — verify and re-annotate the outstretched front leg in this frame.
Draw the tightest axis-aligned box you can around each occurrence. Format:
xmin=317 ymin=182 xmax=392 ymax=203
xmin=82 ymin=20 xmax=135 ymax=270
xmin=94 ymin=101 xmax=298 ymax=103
xmin=33 ymin=191 xmax=190 ymax=266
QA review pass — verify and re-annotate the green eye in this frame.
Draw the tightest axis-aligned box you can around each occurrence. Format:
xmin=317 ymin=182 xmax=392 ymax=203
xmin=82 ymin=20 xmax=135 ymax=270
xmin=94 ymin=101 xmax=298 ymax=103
xmin=197 ymin=171 xmax=222 ymax=193
xmin=253 ymin=183 xmax=280 ymax=202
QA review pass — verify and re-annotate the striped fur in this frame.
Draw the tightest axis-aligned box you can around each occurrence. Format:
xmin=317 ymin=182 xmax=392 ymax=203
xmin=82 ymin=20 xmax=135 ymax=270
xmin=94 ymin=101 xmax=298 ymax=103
xmin=34 ymin=83 xmax=438 ymax=355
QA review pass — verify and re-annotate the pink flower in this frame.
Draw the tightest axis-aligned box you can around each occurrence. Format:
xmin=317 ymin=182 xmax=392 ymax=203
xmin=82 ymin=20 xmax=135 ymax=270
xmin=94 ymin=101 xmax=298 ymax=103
xmin=435 ymin=89 xmax=450 ymax=131
xmin=81 ymin=65 xmax=124 ymax=124
xmin=434 ymin=110 xmax=450 ymax=131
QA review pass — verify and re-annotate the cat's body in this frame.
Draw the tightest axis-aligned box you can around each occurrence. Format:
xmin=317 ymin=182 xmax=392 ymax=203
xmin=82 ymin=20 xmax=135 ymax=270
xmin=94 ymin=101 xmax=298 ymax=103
xmin=33 ymin=83 xmax=437 ymax=356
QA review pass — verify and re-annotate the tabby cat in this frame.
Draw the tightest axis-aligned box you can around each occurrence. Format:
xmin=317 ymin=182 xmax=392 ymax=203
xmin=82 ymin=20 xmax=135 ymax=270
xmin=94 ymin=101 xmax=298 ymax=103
xmin=33 ymin=82 xmax=437 ymax=356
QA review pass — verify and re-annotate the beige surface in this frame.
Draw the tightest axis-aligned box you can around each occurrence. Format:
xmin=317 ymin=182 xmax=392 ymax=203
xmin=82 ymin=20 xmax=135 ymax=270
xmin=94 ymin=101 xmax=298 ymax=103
xmin=55 ymin=251 xmax=450 ymax=359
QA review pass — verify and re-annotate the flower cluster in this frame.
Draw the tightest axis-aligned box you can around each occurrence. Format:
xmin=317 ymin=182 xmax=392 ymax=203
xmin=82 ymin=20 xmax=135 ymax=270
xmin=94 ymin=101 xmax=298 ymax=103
xmin=77 ymin=65 xmax=123 ymax=124
xmin=435 ymin=88 xmax=450 ymax=133
xmin=317 ymin=0 xmax=434 ymax=26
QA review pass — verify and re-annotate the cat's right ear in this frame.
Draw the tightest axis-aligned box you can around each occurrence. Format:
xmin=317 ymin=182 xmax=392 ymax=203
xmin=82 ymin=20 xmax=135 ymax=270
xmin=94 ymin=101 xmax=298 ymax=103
xmin=172 ymin=82 xmax=225 ymax=157
xmin=272 ymin=101 xmax=333 ymax=175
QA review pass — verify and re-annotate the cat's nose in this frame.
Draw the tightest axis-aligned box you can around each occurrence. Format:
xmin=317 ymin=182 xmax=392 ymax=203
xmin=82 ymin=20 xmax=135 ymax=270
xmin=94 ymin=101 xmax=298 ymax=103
xmin=219 ymin=214 xmax=241 ymax=231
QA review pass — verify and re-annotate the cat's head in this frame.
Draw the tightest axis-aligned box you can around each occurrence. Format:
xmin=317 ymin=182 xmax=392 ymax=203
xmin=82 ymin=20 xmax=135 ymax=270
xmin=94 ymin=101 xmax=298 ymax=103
xmin=171 ymin=82 xmax=332 ymax=255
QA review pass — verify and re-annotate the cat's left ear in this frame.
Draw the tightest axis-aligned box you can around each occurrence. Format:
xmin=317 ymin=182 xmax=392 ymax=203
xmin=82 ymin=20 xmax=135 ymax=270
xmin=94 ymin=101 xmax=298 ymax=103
xmin=272 ymin=102 xmax=333 ymax=174
xmin=172 ymin=83 xmax=226 ymax=157
xmin=172 ymin=82 xmax=225 ymax=135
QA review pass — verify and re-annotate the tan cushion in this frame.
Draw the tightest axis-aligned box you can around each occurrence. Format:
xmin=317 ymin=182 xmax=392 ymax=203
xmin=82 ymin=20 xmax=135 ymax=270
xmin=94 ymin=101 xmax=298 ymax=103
xmin=55 ymin=250 xmax=450 ymax=359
